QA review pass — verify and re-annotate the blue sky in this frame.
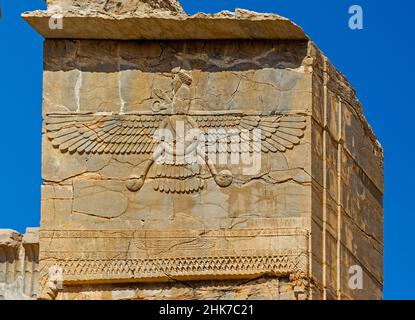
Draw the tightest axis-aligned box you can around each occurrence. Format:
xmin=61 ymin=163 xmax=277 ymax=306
xmin=0 ymin=0 xmax=414 ymax=299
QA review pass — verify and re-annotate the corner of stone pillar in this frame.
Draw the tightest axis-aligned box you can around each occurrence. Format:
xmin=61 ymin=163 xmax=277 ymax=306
xmin=308 ymin=42 xmax=384 ymax=300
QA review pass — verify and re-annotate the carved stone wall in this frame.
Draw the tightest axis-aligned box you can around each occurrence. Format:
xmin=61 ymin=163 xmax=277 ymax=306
xmin=308 ymin=43 xmax=383 ymax=300
xmin=38 ymin=38 xmax=312 ymax=300
xmin=22 ymin=0 xmax=383 ymax=300
xmin=0 ymin=228 xmax=39 ymax=300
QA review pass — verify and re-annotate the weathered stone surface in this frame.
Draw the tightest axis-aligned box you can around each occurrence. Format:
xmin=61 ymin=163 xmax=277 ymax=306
xmin=17 ymin=0 xmax=383 ymax=300
xmin=42 ymin=39 xmax=311 ymax=115
xmin=0 ymin=230 xmax=22 ymax=248
xmin=58 ymin=277 xmax=306 ymax=300
xmin=46 ymin=0 xmax=184 ymax=14
xmin=307 ymin=44 xmax=384 ymax=300
xmin=0 ymin=229 xmax=39 ymax=300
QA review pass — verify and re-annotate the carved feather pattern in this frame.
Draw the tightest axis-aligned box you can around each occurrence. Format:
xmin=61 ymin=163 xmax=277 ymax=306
xmin=154 ymin=176 xmax=204 ymax=194
xmin=193 ymin=114 xmax=307 ymax=154
xmin=45 ymin=113 xmax=306 ymax=155
xmin=153 ymin=163 xmax=203 ymax=194
xmin=45 ymin=114 xmax=163 ymax=155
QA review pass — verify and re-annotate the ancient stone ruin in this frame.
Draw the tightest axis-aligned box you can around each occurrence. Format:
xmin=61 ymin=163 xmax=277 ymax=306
xmin=0 ymin=229 xmax=39 ymax=300
xmin=0 ymin=0 xmax=383 ymax=299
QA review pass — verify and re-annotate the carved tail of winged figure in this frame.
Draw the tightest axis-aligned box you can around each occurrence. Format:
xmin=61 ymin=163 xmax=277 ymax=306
xmin=126 ymin=67 xmax=233 ymax=193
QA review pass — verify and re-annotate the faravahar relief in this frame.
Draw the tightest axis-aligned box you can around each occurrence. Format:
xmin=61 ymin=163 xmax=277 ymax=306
xmin=45 ymin=68 xmax=307 ymax=193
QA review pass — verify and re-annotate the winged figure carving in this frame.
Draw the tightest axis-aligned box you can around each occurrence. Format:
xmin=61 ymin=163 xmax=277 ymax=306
xmin=44 ymin=68 xmax=307 ymax=193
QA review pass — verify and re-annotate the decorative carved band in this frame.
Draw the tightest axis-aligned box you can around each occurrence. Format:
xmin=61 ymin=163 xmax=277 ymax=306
xmin=40 ymin=228 xmax=310 ymax=239
xmin=41 ymin=251 xmax=308 ymax=284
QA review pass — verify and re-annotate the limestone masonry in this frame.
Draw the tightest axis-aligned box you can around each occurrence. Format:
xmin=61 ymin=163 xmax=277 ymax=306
xmin=0 ymin=0 xmax=383 ymax=300
xmin=0 ymin=229 xmax=39 ymax=299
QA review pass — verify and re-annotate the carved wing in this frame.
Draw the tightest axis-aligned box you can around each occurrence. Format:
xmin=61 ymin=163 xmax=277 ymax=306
xmin=45 ymin=114 xmax=164 ymax=155
xmin=193 ymin=114 xmax=307 ymax=153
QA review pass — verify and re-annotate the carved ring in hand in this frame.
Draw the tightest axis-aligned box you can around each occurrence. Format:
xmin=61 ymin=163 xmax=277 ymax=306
xmin=214 ymin=170 xmax=233 ymax=188
xmin=126 ymin=176 xmax=145 ymax=192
